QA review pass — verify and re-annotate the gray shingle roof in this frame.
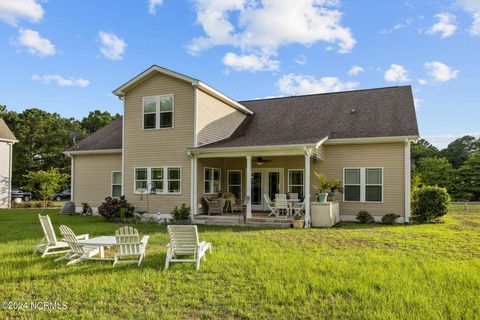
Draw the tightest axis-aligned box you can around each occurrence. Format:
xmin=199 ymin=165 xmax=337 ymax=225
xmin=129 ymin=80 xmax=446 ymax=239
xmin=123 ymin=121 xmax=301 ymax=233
xmin=198 ymin=86 xmax=419 ymax=149
xmin=0 ymin=118 xmax=17 ymax=142
xmin=66 ymin=117 xmax=122 ymax=152
xmin=67 ymin=86 xmax=419 ymax=152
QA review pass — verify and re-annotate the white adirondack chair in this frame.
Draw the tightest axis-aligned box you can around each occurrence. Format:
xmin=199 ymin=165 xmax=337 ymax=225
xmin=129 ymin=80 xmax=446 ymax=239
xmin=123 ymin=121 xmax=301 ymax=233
xmin=113 ymin=226 xmax=149 ymax=267
xmin=264 ymin=194 xmax=277 ymax=217
xmin=56 ymin=225 xmax=99 ymax=265
xmin=165 ymin=225 xmax=212 ymax=271
xmin=34 ymin=214 xmax=88 ymax=257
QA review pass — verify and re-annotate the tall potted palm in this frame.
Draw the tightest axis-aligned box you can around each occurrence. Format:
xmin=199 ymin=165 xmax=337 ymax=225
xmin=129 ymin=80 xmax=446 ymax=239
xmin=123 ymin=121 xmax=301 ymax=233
xmin=313 ymin=172 xmax=330 ymax=203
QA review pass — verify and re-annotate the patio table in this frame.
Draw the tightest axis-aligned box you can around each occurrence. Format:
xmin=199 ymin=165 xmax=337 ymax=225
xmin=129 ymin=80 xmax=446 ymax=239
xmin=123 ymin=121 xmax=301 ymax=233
xmin=78 ymin=236 xmax=116 ymax=260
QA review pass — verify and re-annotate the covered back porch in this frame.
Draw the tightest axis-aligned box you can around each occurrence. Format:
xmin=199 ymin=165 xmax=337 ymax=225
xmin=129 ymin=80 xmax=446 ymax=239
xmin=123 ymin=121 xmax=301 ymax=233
xmin=189 ymin=143 xmax=325 ymax=228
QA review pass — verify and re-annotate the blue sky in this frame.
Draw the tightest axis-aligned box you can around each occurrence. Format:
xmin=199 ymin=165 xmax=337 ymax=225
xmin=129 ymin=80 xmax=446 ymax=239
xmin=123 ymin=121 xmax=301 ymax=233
xmin=0 ymin=0 xmax=479 ymax=148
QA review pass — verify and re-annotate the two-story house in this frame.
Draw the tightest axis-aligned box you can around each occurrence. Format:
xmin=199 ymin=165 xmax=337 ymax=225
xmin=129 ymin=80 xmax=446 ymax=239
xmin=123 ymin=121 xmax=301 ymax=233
xmin=66 ymin=65 xmax=419 ymax=225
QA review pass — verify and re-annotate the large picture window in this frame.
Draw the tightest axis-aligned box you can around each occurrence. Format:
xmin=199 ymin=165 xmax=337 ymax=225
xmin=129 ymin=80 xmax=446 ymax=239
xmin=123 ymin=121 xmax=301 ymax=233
xmin=227 ymin=170 xmax=242 ymax=199
xmin=134 ymin=167 xmax=181 ymax=195
xmin=112 ymin=171 xmax=122 ymax=197
xmin=288 ymin=170 xmax=304 ymax=197
xmin=343 ymin=168 xmax=383 ymax=202
xmin=143 ymin=94 xmax=174 ymax=129
xmin=204 ymin=168 xmax=221 ymax=194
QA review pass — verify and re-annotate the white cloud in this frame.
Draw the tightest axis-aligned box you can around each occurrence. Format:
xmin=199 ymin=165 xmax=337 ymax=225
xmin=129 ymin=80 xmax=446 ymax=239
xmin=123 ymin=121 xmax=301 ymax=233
xmin=418 ymin=78 xmax=428 ymax=85
xmin=189 ymin=0 xmax=356 ymax=71
xmin=424 ymin=132 xmax=480 ymax=149
xmin=384 ymin=64 xmax=410 ymax=82
xmin=0 ymin=0 xmax=43 ymax=25
xmin=381 ymin=18 xmax=413 ymax=34
xmin=99 ymin=31 xmax=127 ymax=61
xmin=147 ymin=0 xmax=164 ymax=15
xmin=223 ymin=52 xmax=279 ymax=72
xmin=295 ymin=55 xmax=307 ymax=65
xmin=458 ymin=0 xmax=480 ymax=35
xmin=32 ymin=74 xmax=90 ymax=87
xmin=17 ymin=29 xmax=56 ymax=57
xmin=426 ymin=13 xmax=457 ymax=38
xmin=348 ymin=65 xmax=364 ymax=76
xmin=424 ymin=61 xmax=459 ymax=82
xmin=277 ymin=73 xmax=359 ymax=95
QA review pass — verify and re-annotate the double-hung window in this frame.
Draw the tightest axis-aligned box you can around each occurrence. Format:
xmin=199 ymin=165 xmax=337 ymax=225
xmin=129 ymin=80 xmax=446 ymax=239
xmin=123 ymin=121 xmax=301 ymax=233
xmin=143 ymin=94 xmax=174 ymax=129
xmin=204 ymin=168 xmax=221 ymax=194
xmin=112 ymin=172 xmax=122 ymax=197
xmin=288 ymin=170 xmax=304 ymax=197
xmin=343 ymin=168 xmax=383 ymax=202
xmin=227 ymin=170 xmax=242 ymax=199
xmin=134 ymin=167 xmax=181 ymax=195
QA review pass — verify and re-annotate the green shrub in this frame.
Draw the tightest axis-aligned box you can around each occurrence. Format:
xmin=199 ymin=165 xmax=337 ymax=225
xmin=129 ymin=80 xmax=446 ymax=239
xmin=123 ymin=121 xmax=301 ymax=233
xmin=98 ymin=196 xmax=134 ymax=220
xmin=356 ymin=211 xmax=375 ymax=223
xmin=411 ymin=186 xmax=450 ymax=222
xmin=171 ymin=204 xmax=191 ymax=223
xmin=381 ymin=213 xmax=400 ymax=225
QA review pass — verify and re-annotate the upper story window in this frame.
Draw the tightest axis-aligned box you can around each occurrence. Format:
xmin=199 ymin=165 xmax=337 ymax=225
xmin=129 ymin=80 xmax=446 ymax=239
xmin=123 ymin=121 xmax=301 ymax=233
xmin=143 ymin=94 xmax=174 ymax=130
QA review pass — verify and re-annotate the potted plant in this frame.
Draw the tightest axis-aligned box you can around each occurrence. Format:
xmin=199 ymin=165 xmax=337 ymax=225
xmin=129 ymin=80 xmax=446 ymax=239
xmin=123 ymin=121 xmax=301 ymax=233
xmin=292 ymin=215 xmax=304 ymax=229
xmin=328 ymin=179 xmax=342 ymax=202
xmin=313 ymin=172 xmax=330 ymax=203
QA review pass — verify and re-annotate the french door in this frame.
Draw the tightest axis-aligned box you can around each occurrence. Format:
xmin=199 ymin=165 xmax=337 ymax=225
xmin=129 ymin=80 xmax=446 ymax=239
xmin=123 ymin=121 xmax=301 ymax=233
xmin=251 ymin=168 xmax=283 ymax=211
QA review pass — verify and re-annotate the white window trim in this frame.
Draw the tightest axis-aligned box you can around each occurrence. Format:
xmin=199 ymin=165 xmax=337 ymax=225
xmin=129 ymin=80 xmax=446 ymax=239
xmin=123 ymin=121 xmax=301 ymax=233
xmin=142 ymin=94 xmax=175 ymax=130
xmin=288 ymin=169 xmax=304 ymax=197
xmin=227 ymin=170 xmax=242 ymax=198
xmin=134 ymin=166 xmax=182 ymax=195
xmin=204 ymin=167 xmax=221 ymax=194
xmin=343 ymin=167 xmax=384 ymax=203
xmin=111 ymin=171 xmax=122 ymax=197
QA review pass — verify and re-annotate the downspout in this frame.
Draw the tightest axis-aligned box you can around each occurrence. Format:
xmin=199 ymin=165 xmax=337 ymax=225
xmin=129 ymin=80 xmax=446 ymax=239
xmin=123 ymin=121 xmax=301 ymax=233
xmin=404 ymin=138 xmax=412 ymax=223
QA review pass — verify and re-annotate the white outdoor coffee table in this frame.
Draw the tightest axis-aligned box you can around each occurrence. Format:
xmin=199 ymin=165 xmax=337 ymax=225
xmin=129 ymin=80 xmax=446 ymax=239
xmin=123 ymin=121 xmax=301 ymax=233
xmin=78 ymin=236 xmax=116 ymax=260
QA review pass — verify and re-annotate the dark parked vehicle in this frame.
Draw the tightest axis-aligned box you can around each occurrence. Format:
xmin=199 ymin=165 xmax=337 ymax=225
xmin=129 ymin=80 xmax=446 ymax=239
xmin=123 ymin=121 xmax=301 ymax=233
xmin=52 ymin=189 xmax=71 ymax=201
xmin=11 ymin=188 xmax=32 ymax=201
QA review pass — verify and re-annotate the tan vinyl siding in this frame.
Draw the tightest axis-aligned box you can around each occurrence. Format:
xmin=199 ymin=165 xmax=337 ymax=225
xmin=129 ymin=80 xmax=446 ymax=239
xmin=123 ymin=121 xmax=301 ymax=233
xmin=123 ymin=72 xmax=194 ymax=213
xmin=72 ymin=153 xmax=122 ymax=207
xmin=314 ymin=143 xmax=405 ymax=216
xmin=196 ymin=89 xmax=247 ymax=146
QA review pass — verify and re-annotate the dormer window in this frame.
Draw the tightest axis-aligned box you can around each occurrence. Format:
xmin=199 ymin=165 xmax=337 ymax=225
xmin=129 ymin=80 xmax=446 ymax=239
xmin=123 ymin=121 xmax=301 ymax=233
xmin=143 ymin=94 xmax=174 ymax=129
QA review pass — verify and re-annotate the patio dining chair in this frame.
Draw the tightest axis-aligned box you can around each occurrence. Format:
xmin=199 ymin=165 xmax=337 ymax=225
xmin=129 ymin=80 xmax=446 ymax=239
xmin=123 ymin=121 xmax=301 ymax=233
xmin=264 ymin=194 xmax=277 ymax=217
xmin=113 ymin=226 xmax=149 ymax=267
xmin=165 ymin=225 xmax=212 ymax=271
xmin=275 ymin=194 xmax=287 ymax=201
xmin=288 ymin=193 xmax=299 ymax=200
xmin=275 ymin=198 xmax=289 ymax=218
xmin=34 ymin=214 xmax=89 ymax=257
xmin=292 ymin=200 xmax=306 ymax=218
xmin=56 ymin=225 xmax=99 ymax=266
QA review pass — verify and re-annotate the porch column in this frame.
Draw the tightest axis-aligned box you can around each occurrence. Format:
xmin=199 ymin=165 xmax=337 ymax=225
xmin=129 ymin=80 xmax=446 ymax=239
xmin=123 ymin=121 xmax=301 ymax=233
xmin=246 ymin=156 xmax=252 ymax=219
xmin=191 ymin=155 xmax=198 ymax=217
xmin=304 ymin=150 xmax=311 ymax=228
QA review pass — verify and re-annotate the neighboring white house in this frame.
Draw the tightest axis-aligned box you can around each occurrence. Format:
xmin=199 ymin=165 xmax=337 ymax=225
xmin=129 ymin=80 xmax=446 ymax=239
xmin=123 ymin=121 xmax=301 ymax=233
xmin=0 ymin=119 xmax=17 ymax=208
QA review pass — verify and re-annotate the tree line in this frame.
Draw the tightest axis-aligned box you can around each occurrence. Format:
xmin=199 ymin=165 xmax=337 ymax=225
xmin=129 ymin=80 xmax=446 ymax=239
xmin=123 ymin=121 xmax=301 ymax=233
xmin=0 ymin=105 xmax=120 ymax=188
xmin=412 ymin=136 xmax=480 ymax=201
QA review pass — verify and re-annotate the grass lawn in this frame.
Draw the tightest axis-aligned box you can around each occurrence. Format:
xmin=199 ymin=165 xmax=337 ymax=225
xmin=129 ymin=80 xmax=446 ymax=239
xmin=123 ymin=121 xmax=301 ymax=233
xmin=1 ymin=206 xmax=480 ymax=319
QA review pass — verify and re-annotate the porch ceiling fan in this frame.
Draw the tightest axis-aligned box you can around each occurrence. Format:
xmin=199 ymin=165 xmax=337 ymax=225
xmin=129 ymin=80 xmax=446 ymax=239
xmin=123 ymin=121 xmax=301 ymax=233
xmin=256 ymin=157 xmax=273 ymax=165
